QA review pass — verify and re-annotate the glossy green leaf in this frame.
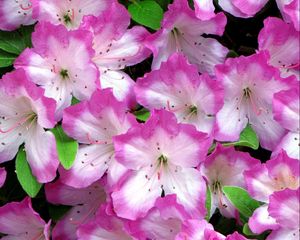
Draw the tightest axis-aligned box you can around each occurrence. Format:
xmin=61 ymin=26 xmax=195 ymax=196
xmin=223 ymin=124 xmax=259 ymax=150
xmin=134 ymin=108 xmax=150 ymax=122
xmin=0 ymin=25 xmax=34 ymax=55
xmin=15 ymin=149 xmax=42 ymax=198
xmin=223 ymin=186 xmax=262 ymax=218
xmin=51 ymin=125 xmax=78 ymax=169
xmin=0 ymin=49 xmax=16 ymax=68
xmin=128 ymin=0 xmax=164 ymax=30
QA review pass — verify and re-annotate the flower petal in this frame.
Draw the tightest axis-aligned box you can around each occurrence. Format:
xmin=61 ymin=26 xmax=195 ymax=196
xmin=25 ymin=124 xmax=59 ymax=183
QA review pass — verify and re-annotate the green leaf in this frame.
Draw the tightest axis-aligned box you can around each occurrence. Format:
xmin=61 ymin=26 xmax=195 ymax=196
xmin=15 ymin=149 xmax=42 ymax=198
xmin=205 ymin=185 xmax=212 ymax=221
xmin=0 ymin=49 xmax=16 ymax=68
xmin=128 ymin=0 xmax=164 ymax=30
xmin=71 ymin=97 xmax=80 ymax=105
xmin=51 ymin=125 xmax=78 ymax=170
xmin=222 ymin=186 xmax=262 ymax=218
xmin=223 ymin=124 xmax=259 ymax=150
xmin=0 ymin=25 xmax=34 ymax=55
xmin=243 ymin=223 xmax=256 ymax=236
xmin=134 ymin=108 xmax=150 ymax=122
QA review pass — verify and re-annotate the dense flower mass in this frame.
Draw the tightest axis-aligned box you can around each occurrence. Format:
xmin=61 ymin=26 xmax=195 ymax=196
xmin=0 ymin=0 xmax=299 ymax=239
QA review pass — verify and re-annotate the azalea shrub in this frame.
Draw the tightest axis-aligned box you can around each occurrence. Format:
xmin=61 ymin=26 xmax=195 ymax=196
xmin=0 ymin=0 xmax=299 ymax=239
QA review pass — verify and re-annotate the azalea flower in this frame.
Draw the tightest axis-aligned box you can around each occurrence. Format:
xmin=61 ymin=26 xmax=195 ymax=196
xmin=31 ymin=0 xmax=112 ymax=30
xmin=45 ymin=179 xmax=106 ymax=240
xmin=273 ymin=88 xmax=299 ymax=159
xmin=0 ymin=167 xmax=6 ymax=188
xmin=14 ymin=22 xmax=99 ymax=119
xmin=0 ymin=197 xmax=51 ymax=239
xmin=0 ymin=69 xmax=59 ymax=183
xmin=267 ymin=188 xmax=300 ymax=239
xmin=0 ymin=0 xmax=36 ymax=31
xmin=77 ymin=204 xmax=132 ymax=240
xmin=276 ymin=0 xmax=300 ymax=31
xmin=215 ymin=52 xmax=293 ymax=151
xmin=218 ymin=0 xmax=268 ymax=18
xmin=135 ymin=53 xmax=224 ymax=137
xmin=112 ymin=109 xmax=210 ymax=220
xmin=194 ymin=0 xmax=268 ymax=19
xmin=128 ymin=195 xmax=189 ymax=239
xmin=81 ymin=2 xmax=150 ymax=107
xmin=258 ymin=17 xmax=300 ymax=79
xmin=244 ymin=151 xmax=299 ymax=234
xmin=145 ymin=0 xmax=228 ymax=75
xmin=59 ymin=89 xmax=137 ymax=188
xmin=199 ymin=144 xmax=259 ymax=218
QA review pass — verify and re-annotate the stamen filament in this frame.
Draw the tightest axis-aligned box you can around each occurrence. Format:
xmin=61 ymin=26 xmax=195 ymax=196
xmin=281 ymin=62 xmax=300 ymax=69
xmin=71 ymin=9 xmax=75 ymax=21
xmin=0 ymin=114 xmax=34 ymax=133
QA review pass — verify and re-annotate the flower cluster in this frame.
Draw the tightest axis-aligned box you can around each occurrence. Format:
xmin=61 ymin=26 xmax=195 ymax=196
xmin=0 ymin=0 xmax=299 ymax=239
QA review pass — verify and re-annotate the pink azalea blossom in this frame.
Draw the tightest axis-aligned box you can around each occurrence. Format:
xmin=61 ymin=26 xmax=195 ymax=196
xmin=258 ymin=17 xmax=300 ymax=79
xmin=31 ymin=0 xmax=112 ymax=30
xmin=193 ymin=0 xmax=216 ymax=20
xmin=273 ymin=88 xmax=300 ymax=159
xmin=145 ymin=0 xmax=228 ymax=75
xmin=244 ymin=150 xmax=299 ymax=202
xmin=0 ymin=197 xmax=51 ymax=239
xmin=135 ymin=53 xmax=224 ymax=137
xmin=112 ymin=109 xmax=210 ymax=220
xmin=244 ymin=151 xmax=299 ymax=234
xmin=59 ymin=89 xmax=137 ymax=188
xmin=14 ymin=22 xmax=99 ymax=119
xmin=0 ymin=0 xmax=36 ymax=31
xmin=0 ymin=167 xmax=6 ymax=188
xmin=215 ymin=51 xmax=294 ymax=151
xmin=80 ymin=2 xmax=150 ymax=107
xmin=175 ymin=219 xmax=226 ymax=240
xmin=200 ymin=144 xmax=259 ymax=218
xmin=276 ymin=0 xmax=300 ymax=31
xmin=218 ymin=0 xmax=268 ymax=18
xmin=0 ymin=69 xmax=59 ymax=183
xmin=128 ymin=195 xmax=189 ymax=239
xmin=45 ymin=179 xmax=106 ymax=240
xmin=267 ymin=188 xmax=300 ymax=240
xmin=77 ymin=204 xmax=132 ymax=240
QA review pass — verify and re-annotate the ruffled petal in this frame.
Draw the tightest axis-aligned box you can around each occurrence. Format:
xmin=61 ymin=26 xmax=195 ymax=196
xmin=25 ymin=124 xmax=59 ymax=183
xmin=0 ymin=0 xmax=35 ymax=31
xmin=258 ymin=17 xmax=300 ymax=79
xmin=59 ymin=144 xmax=114 ymax=188
xmin=273 ymin=132 xmax=300 ymax=160
xmin=194 ymin=0 xmax=216 ymax=20
xmin=100 ymin=69 xmax=136 ymax=108
xmin=248 ymin=205 xmax=278 ymax=234
xmin=0 ymin=197 xmax=48 ymax=239
xmin=112 ymin=169 xmax=162 ymax=220
xmin=268 ymin=188 xmax=299 ymax=229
